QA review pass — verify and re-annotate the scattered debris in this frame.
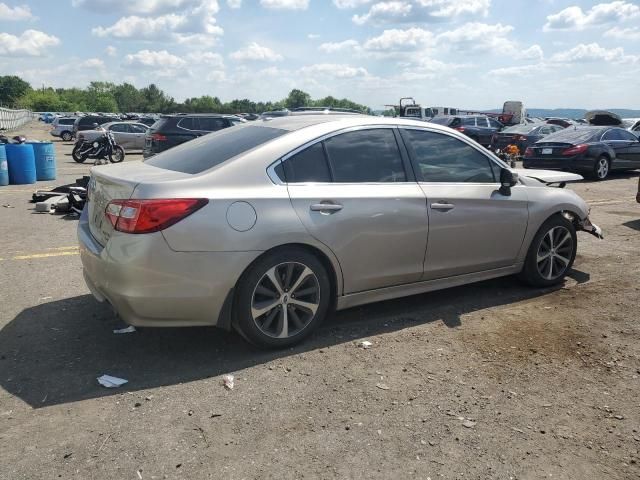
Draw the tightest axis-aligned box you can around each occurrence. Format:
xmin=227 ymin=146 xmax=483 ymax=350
xmin=358 ymin=340 xmax=373 ymax=349
xmin=2 ymin=204 xmax=15 ymax=208
xmin=511 ymin=427 xmax=524 ymax=433
xmin=97 ymin=375 xmax=128 ymax=388
xmin=63 ymin=452 xmax=73 ymax=459
xmin=137 ymin=470 xmax=143 ymax=479
xmin=222 ymin=374 xmax=235 ymax=390
xmin=375 ymin=383 xmax=390 ymax=390
xmin=113 ymin=325 xmax=136 ymax=334
xmin=210 ymin=413 xmax=222 ymax=419
xmin=614 ymin=415 xmax=624 ymax=420
xmin=462 ymin=420 xmax=476 ymax=428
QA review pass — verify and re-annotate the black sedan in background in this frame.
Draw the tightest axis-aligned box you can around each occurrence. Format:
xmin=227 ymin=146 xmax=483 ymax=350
xmin=429 ymin=115 xmax=503 ymax=147
xmin=523 ymin=126 xmax=640 ymax=180
xmin=491 ymin=123 xmax=564 ymax=154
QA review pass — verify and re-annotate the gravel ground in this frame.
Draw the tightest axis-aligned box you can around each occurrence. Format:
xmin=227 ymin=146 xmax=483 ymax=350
xmin=0 ymin=122 xmax=639 ymax=480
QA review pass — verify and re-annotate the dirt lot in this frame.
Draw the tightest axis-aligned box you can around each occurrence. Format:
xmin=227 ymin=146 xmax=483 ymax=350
xmin=1 ymin=121 xmax=639 ymax=480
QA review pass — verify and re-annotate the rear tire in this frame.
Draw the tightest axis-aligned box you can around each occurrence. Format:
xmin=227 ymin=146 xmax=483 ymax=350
xmin=519 ymin=214 xmax=577 ymax=288
xmin=591 ymin=156 xmax=610 ymax=180
xmin=234 ymin=247 xmax=331 ymax=349
xmin=61 ymin=131 xmax=72 ymax=142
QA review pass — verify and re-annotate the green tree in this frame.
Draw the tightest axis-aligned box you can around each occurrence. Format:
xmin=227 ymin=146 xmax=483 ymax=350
xmin=0 ymin=76 xmax=32 ymax=107
xmin=113 ymin=83 xmax=145 ymax=112
xmin=284 ymin=89 xmax=311 ymax=109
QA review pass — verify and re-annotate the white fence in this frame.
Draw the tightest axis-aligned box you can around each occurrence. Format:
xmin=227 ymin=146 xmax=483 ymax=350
xmin=0 ymin=107 xmax=36 ymax=132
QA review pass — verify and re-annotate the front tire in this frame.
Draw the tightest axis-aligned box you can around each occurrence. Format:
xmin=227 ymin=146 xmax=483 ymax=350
xmin=109 ymin=146 xmax=125 ymax=163
xmin=592 ymin=156 xmax=610 ymax=180
xmin=234 ymin=248 xmax=331 ymax=348
xmin=61 ymin=131 xmax=72 ymax=142
xmin=72 ymin=145 xmax=86 ymax=163
xmin=520 ymin=214 xmax=577 ymax=288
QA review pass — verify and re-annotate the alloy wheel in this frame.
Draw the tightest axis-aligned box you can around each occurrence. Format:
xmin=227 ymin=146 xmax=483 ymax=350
xmin=596 ymin=158 xmax=609 ymax=179
xmin=536 ymin=226 xmax=573 ymax=281
xmin=251 ymin=262 xmax=320 ymax=338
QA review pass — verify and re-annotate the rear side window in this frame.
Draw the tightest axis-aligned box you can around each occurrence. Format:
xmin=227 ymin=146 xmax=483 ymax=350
xmin=199 ymin=117 xmax=227 ymax=131
xmin=463 ymin=117 xmax=476 ymax=126
xmin=324 ymin=129 xmax=406 ymax=183
xmin=279 ymin=143 xmax=331 ymax=183
xmin=145 ymin=125 xmax=288 ymax=174
xmin=402 ymin=129 xmax=496 ymax=183
xmin=59 ymin=118 xmax=75 ymax=125
xmin=110 ymin=123 xmax=129 ymax=133
xmin=618 ymin=129 xmax=639 ymax=141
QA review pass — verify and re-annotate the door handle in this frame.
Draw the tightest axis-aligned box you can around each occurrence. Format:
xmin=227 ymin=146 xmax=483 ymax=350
xmin=431 ymin=202 xmax=455 ymax=211
xmin=310 ymin=203 xmax=343 ymax=213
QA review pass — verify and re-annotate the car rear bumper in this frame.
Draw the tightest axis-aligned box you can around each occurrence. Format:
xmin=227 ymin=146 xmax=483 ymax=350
xmin=77 ymin=207 xmax=260 ymax=327
xmin=523 ymin=157 xmax=594 ymax=171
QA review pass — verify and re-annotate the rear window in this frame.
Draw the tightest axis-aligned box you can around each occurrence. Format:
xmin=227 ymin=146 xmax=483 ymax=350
xmin=59 ymin=118 xmax=75 ymax=125
xmin=145 ymin=125 xmax=288 ymax=174
xmin=429 ymin=117 xmax=453 ymax=126
xmin=149 ymin=118 xmax=169 ymax=131
xmin=503 ymin=124 xmax=538 ymax=134
xmin=540 ymin=128 xmax=601 ymax=143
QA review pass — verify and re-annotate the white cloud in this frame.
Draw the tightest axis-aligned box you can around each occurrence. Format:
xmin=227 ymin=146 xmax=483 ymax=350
xmin=81 ymin=58 xmax=106 ymax=69
xmin=260 ymin=0 xmax=308 ymax=9
xmin=227 ymin=0 xmax=242 ymax=7
xmin=488 ymin=63 xmax=549 ymax=78
xmin=72 ymin=0 xmax=204 ymax=15
xmin=353 ymin=1 xmax=412 ymax=25
xmin=186 ymin=51 xmax=224 ymax=67
xmin=544 ymin=1 xmax=640 ymax=32
xmin=124 ymin=49 xmax=187 ymax=69
xmin=0 ymin=29 xmax=60 ymax=57
xmin=93 ymin=14 xmax=187 ymax=39
xmin=363 ymin=27 xmax=434 ymax=51
xmin=105 ymin=46 xmax=117 ymax=56
xmin=550 ymin=42 xmax=638 ymax=64
xmin=299 ymin=63 xmax=369 ymax=78
xmin=605 ymin=26 xmax=640 ymax=41
xmin=230 ymin=42 xmax=283 ymax=61
xmin=319 ymin=39 xmax=360 ymax=53
xmin=307 ymin=33 xmax=320 ymax=39
xmin=0 ymin=2 xmax=33 ymax=20
xmin=352 ymin=0 xmax=490 ymax=25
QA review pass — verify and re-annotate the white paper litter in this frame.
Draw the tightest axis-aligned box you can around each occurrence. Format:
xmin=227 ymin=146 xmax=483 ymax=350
xmin=113 ymin=325 xmax=136 ymax=334
xmin=359 ymin=340 xmax=373 ymax=349
xmin=222 ymin=374 xmax=235 ymax=390
xmin=97 ymin=375 xmax=128 ymax=388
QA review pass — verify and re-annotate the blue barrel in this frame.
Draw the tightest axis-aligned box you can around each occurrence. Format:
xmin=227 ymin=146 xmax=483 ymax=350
xmin=0 ymin=145 xmax=8 ymax=186
xmin=28 ymin=142 xmax=57 ymax=181
xmin=5 ymin=144 xmax=36 ymax=185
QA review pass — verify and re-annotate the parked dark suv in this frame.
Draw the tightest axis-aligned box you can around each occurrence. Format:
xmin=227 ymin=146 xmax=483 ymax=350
xmin=72 ymin=115 xmax=120 ymax=138
xmin=143 ymin=114 xmax=245 ymax=158
xmin=429 ymin=115 xmax=503 ymax=147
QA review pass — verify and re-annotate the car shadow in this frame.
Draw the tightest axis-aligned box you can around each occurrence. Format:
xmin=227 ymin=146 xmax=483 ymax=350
xmin=622 ymin=219 xmax=640 ymax=231
xmin=0 ymin=269 xmax=589 ymax=408
xmin=578 ymin=170 xmax=640 ymax=184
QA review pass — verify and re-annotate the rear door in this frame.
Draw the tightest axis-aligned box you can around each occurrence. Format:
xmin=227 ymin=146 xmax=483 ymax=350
xmin=400 ymin=127 xmax=529 ymax=280
xmin=109 ymin=123 xmax=131 ymax=147
xmin=129 ymin=124 xmax=148 ymax=149
xmin=283 ymin=127 xmax=429 ymax=294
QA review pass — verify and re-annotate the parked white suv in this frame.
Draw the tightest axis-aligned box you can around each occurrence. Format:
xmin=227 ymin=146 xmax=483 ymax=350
xmin=50 ymin=117 xmax=76 ymax=141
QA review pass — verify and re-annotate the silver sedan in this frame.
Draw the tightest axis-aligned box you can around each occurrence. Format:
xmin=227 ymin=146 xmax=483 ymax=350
xmin=78 ymin=114 xmax=602 ymax=348
xmin=78 ymin=122 xmax=149 ymax=150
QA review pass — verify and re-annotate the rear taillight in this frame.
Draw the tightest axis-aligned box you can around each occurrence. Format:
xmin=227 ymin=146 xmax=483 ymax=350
xmin=514 ymin=135 xmax=527 ymax=141
xmin=454 ymin=127 xmax=465 ymax=132
xmin=524 ymin=147 xmax=533 ymax=158
xmin=152 ymin=133 xmax=167 ymax=142
xmin=105 ymin=198 xmax=208 ymax=234
xmin=562 ymin=144 xmax=588 ymax=156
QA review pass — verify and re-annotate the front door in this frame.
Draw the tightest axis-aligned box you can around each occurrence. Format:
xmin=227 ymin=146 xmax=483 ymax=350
xmin=282 ymin=128 xmax=429 ymax=294
xmin=602 ymin=129 xmax=640 ymax=169
xmin=399 ymin=127 xmax=529 ymax=280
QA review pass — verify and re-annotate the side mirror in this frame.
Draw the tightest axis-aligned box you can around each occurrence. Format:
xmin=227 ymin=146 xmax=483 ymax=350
xmin=499 ymin=168 xmax=518 ymax=195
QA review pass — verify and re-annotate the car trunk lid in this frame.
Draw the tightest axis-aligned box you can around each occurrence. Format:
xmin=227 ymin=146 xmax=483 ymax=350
xmin=528 ymin=142 xmax=574 ymax=157
xmin=87 ymin=161 xmax=191 ymax=246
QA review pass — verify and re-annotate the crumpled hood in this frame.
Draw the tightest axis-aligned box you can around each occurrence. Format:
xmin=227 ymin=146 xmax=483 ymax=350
xmin=585 ymin=110 xmax=622 ymax=126
xmin=513 ymin=168 xmax=583 ymax=184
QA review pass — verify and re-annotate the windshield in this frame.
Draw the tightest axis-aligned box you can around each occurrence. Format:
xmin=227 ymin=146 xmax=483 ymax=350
xmin=145 ymin=124 xmax=288 ymax=174
xmin=538 ymin=127 xmax=600 ymax=144
xmin=428 ymin=117 xmax=453 ymax=125
xmin=503 ymin=124 xmax=539 ymax=134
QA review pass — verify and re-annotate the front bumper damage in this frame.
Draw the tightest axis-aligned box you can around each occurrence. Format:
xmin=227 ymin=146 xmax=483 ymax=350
xmin=561 ymin=211 xmax=603 ymax=239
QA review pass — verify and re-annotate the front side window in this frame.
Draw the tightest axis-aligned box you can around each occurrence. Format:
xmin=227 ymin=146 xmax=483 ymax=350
xmin=199 ymin=117 xmax=227 ymax=131
xmin=324 ymin=129 xmax=406 ymax=183
xmin=110 ymin=124 xmax=129 ymax=133
xmin=130 ymin=124 xmax=148 ymax=134
xmin=602 ymin=129 xmax=623 ymax=141
xmin=617 ymin=129 xmax=638 ymax=141
xmin=402 ymin=129 xmax=497 ymax=183
xmin=463 ymin=117 xmax=475 ymax=126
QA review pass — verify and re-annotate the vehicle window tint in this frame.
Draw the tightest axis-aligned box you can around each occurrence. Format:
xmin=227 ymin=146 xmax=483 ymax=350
xmin=110 ymin=124 xmax=129 ymax=133
xmin=477 ymin=117 xmax=489 ymax=127
xmin=402 ymin=129 xmax=496 ymax=183
xmin=429 ymin=117 xmax=452 ymax=125
xmin=129 ymin=124 xmax=147 ymax=133
xmin=199 ymin=117 xmax=227 ymax=131
xmin=324 ymin=129 xmax=406 ymax=183
xmin=463 ymin=117 xmax=476 ymax=126
xmin=602 ymin=129 xmax=623 ymax=141
xmin=146 ymin=125 xmax=288 ymax=174
xmin=488 ymin=118 xmax=501 ymax=128
xmin=178 ymin=117 xmax=195 ymax=130
xmin=617 ymin=129 xmax=638 ymax=141
xmin=60 ymin=118 xmax=75 ymax=125
xmin=279 ymin=143 xmax=331 ymax=183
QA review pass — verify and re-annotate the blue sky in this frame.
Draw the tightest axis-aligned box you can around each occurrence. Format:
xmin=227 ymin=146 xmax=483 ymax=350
xmin=0 ymin=0 xmax=638 ymax=109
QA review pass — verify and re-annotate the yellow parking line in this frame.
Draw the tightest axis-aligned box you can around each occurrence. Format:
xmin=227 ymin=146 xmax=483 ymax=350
xmin=12 ymin=251 xmax=79 ymax=260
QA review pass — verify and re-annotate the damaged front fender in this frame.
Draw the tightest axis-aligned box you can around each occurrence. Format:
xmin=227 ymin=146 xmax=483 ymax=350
xmin=563 ymin=211 xmax=604 ymax=239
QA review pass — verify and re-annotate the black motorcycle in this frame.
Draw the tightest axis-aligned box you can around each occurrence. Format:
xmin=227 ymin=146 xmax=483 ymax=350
xmin=72 ymin=130 xmax=125 ymax=164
